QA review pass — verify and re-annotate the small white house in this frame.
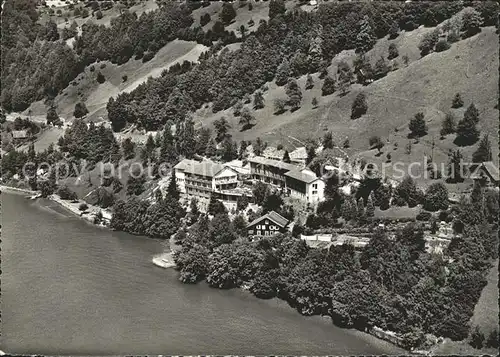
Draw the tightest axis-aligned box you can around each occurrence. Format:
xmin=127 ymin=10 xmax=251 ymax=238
xmin=285 ymin=168 xmax=325 ymax=204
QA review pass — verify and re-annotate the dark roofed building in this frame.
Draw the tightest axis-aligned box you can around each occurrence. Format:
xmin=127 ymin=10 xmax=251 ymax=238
xmin=247 ymin=210 xmax=290 ymax=237
xmin=469 ymin=161 xmax=499 ymax=188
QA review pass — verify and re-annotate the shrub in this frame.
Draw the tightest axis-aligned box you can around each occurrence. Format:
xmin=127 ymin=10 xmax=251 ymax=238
xmin=416 ymin=210 xmax=432 ymax=221
xmin=96 ymin=71 xmax=105 ymax=84
xmin=79 ymin=203 xmax=89 ymax=211
xmin=89 ymin=65 xmax=95 ymax=72
xmin=100 ymin=63 xmax=106 ymax=69
xmin=418 ymin=29 xmax=439 ymax=56
xmin=95 ymin=10 xmax=103 ymax=19
xmin=388 ymin=43 xmax=399 ymax=60
xmin=451 ymin=93 xmax=463 ymax=108
xmin=57 ymin=186 xmax=78 ymax=201
xmin=142 ymin=52 xmax=154 ymax=63
xmin=409 ymin=112 xmax=428 ymax=137
xmin=351 ymin=93 xmax=368 ymax=119
xmin=435 ymin=39 xmax=450 ymax=52
xmin=469 ymin=326 xmax=485 ymax=349
xmin=321 ymin=76 xmax=336 ymax=96
xmin=423 ymin=182 xmax=449 ymax=212
xmin=122 ymin=75 xmax=128 ymax=82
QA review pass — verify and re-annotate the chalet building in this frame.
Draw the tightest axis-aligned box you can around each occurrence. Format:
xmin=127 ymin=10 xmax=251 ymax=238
xmin=469 ymin=161 xmax=499 ymax=188
xmin=247 ymin=211 xmax=290 ymax=237
xmin=248 ymin=156 xmax=299 ymax=188
xmin=174 ymin=159 xmax=240 ymax=211
xmin=285 ymin=168 xmax=326 ymax=204
xmin=248 ymin=156 xmax=327 ymax=204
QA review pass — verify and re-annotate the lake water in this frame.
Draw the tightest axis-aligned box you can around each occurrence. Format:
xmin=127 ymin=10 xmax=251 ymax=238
xmin=1 ymin=192 xmax=403 ymax=355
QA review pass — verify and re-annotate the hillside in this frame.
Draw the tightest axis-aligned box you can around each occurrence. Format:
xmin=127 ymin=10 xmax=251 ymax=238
xmin=26 ymin=39 xmax=208 ymax=122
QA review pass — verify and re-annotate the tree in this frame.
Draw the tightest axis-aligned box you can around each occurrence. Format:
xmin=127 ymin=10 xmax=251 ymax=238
xmin=167 ymin=170 xmax=180 ymax=200
xmin=96 ymin=71 xmax=105 ymax=84
xmin=200 ymin=13 xmax=211 ymax=27
xmin=269 ymin=0 xmax=285 ymax=19
xmin=46 ymin=106 xmax=59 ymax=126
xmin=322 ymin=131 xmax=334 ymax=149
xmin=176 ymin=244 xmax=210 ymax=283
xmin=141 ymin=134 xmax=157 ymax=163
xmin=159 ymin=125 xmax=178 ymax=164
xmin=486 ymin=329 xmax=499 ymax=348
xmin=351 ymin=93 xmax=368 ymax=119
xmin=440 ymin=113 xmax=456 ymax=137
xmin=253 ymin=90 xmax=264 ymax=109
xmin=409 ymin=112 xmax=428 ymax=137
xmin=305 ymin=74 xmax=314 ymax=90
xmin=357 ymin=197 xmax=366 ymax=221
xmin=337 ymin=61 xmax=353 ymax=95
xmin=263 ymin=192 xmax=283 ymax=214
xmin=342 ymin=138 xmax=350 ymax=148
xmin=220 ymin=2 xmax=236 ymax=25
xmin=418 ymin=29 xmax=439 ymax=56
xmin=452 ymin=93 xmax=463 ymax=108
xmin=205 ymin=138 xmax=217 ymax=158
xmin=455 ymin=110 xmax=480 ymax=146
xmin=462 ymin=8 xmax=483 ymax=37
xmin=122 ymin=138 xmax=135 ymax=160
xmin=275 ymin=58 xmax=290 ymax=86
xmin=282 ymin=150 xmax=291 ymax=163
xmin=321 ymin=76 xmax=336 ymax=96
xmin=306 ymin=146 xmax=316 ymax=166
xmin=341 ymin=196 xmax=356 ymax=222
xmin=469 ymin=326 xmax=485 ymax=349
xmin=464 ymin=103 xmax=480 ymax=124
xmin=394 ymin=176 xmax=421 ymax=207
xmin=472 ymin=135 xmax=493 ymax=163
xmin=285 ymin=78 xmax=302 ymax=111
xmin=353 ymin=54 xmax=374 ymax=85
xmin=388 ymin=43 xmax=399 ymax=60
xmin=126 ymin=168 xmax=146 ymax=196
xmin=447 ymin=149 xmax=464 ymax=183
xmin=365 ymin=194 xmax=375 ymax=218
xmin=233 ymin=100 xmax=243 ymax=116
xmin=73 ymin=102 xmax=88 ymax=118
xmin=311 ymin=97 xmax=318 ymax=108
xmin=236 ymin=195 xmax=249 ymax=211
xmin=220 ymin=138 xmax=238 ymax=162
xmin=239 ymin=107 xmax=255 ymax=130
xmin=274 ymin=98 xmax=287 ymax=115
xmin=95 ymin=9 xmax=103 ymax=19
xmin=213 ymin=117 xmax=230 ymax=143
xmin=423 ymin=182 xmax=449 ymax=211
xmin=388 ymin=21 xmax=399 ymax=39
xmin=253 ymin=181 xmax=270 ymax=203
xmin=253 ymin=137 xmax=266 ymax=156
xmin=208 ymin=196 xmax=226 ymax=216
xmin=373 ymin=57 xmax=390 ymax=79
xmin=356 ymin=15 xmax=376 ymax=53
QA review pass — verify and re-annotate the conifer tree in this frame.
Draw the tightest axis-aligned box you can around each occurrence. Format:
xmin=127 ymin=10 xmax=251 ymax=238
xmin=220 ymin=2 xmax=236 ymax=25
xmin=311 ymin=97 xmax=318 ymax=108
xmin=357 ymin=197 xmax=366 ymax=221
xmin=160 ymin=125 xmax=178 ymax=164
xmin=141 ymin=134 xmax=156 ymax=163
xmin=337 ymin=61 xmax=353 ymax=95
xmin=285 ymin=78 xmax=302 ymax=111
xmin=440 ymin=113 xmax=456 ymax=137
xmin=446 ymin=149 xmax=464 ymax=183
xmin=456 ymin=109 xmax=480 ymax=146
xmin=366 ymin=194 xmax=375 ymax=218
xmin=356 ymin=15 xmax=376 ymax=53
xmin=463 ymin=103 xmax=479 ymax=124
xmin=451 ymin=93 xmax=463 ymax=108
xmin=283 ymin=150 xmax=291 ymax=163
xmin=167 ymin=169 xmax=180 ymax=200
xmin=351 ymin=93 xmax=368 ymax=119
xmin=269 ymin=0 xmax=286 ymax=19
xmin=472 ymin=135 xmax=493 ymax=163
xmin=409 ymin=112 xmax=428 ymax=137
xmin=275 ymin=58 xmax=290 ymax=86
xmin=321 ymin=76 xmax=336 ymax=96
xmin=205 ymin=138 xmax=217 ymax=158
xmin=322 ymin=131 xmax=334 ymax=149
xmin=253 ymin=90 xmax=264 ymax=109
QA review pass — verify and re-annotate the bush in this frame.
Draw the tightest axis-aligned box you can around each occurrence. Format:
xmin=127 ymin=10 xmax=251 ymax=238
xmin=95 ymin=10 xmax=103 ymax=19
xmin=416 ymin=210 xmax=432 ymax=221
xmin=142 ymin=51 xmax=154 ymax=63
xmin=79 ymin=203 xmax=89 ymax=211
xmin=423 ymin=182 xmax=449 ymax=212
xmin=122 ymin=75 xmax=128 ymax=82
xmin=321 ymin=76 xmax=336 ymax=96
xmin=96 ymin=71 xmax=105 ymax=84
xmin=57 ymin=186 xmax=78 ymax=201
xmin=351 ymin=93 xmax=368 ymax=119
xmin=388 ymin=43 xmax=399 ymax=60
xmin=435 ymin=39 xmax=450 ymax=52
xmin=469 ymin=326 xmax=485 ymax=349
xmin=100 ymin=63 xmax=106 ymax=69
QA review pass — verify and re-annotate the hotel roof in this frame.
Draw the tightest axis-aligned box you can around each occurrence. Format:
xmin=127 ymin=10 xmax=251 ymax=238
xmin=285 ymin=169 xmax=319 ymax=183
xmin=247 ymin=156 xmax=299 ymax=172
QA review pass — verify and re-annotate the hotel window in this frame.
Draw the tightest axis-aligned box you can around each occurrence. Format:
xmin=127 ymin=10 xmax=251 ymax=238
xmin=264 ymin=231 xmax=269 ymax=236
xmin=313 ymin=191 xmax=317 ymax=195
xmin=257 ymin=230 xmax=261 ymax=235
xmin=313 ymin=183 xmax=317 ymax=189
